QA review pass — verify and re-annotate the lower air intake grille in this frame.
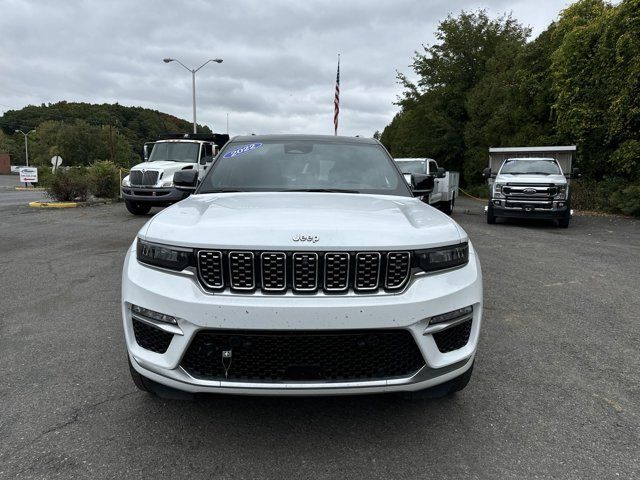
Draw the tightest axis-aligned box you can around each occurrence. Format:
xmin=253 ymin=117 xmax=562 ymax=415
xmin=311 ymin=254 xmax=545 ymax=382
xmin=433 ymin=320 xmax=472 ymax=353
xmin=132 ymin=319 xmax=173 ymax=354
xmin=181 ymin=329 xmax=425 ymax=382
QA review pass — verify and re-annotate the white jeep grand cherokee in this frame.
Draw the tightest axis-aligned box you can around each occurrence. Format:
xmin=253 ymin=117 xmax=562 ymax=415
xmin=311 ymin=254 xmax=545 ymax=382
xmin=122 ymin=135 xmax=483 ymax=398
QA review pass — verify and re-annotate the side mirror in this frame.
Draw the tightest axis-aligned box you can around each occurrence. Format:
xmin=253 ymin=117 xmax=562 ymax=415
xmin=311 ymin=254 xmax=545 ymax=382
xmin=200 ymin=155 xmax=214 ymax=166
xmin=572 ymin=167 xmax=581 ymax=179
xmin=411 ymin=173 xmax=434 ymax=196
xmin=436 ymin=167 xmax=446 ymax=179
xmin=174 ymin=170 xmax=198 ymax=191
xmin=482 ymin=168 xmax=492 ymax=180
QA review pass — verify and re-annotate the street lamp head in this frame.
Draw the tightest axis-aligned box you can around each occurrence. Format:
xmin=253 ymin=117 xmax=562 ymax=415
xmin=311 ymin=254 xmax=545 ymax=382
xmin=163 ymin=58 xmax=174 ymax=63
xmin=29 ymin=129 xmax=36 ymax=134
xmin=213 ymin=58 xmax=223 ymax=63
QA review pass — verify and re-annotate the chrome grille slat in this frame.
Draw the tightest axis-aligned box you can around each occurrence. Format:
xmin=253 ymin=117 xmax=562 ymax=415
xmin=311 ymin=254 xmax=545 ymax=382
xmin=385 ymin=252 xmax=411 ymax=290
xmin=324 ymin=253 xmax=350 ymax=292
xmin=228 ymin=251 xmax=255 ymax=290
xmin=129 ymin=170 xmax=159 ymax=186
xmin=292 ymin=253 xmax=318 ymax=292
xmin=197 ymin=250 xmax=224 ymax=289
xmin=354 ymin=252 xmax=381 ymax=291
xmin=261 ymin=252 xmax=287 ymax=292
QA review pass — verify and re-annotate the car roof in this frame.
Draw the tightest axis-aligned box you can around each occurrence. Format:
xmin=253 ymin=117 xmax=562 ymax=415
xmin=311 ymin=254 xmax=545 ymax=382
xmin=230 ymin=134 xmax=379 ymax=145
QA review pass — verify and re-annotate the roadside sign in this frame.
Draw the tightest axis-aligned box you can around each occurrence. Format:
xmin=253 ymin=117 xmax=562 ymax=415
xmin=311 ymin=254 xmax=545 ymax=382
xmin=51 ymin=156 xmax=63 ymax=170
xmin=20 ymin=167 xmax=38 ymax=183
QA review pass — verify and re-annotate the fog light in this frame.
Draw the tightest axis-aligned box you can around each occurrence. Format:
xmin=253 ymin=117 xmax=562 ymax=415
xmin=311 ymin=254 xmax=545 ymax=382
xmin=557 ymin=202 xmax=564 ymax=208
xmin=429 ymin=306 xmax=473 ymax=325
xmin=493 ymin=200 xmax=501 ymax=206
xmin=131 ymin=304 xmax=177 ymax=324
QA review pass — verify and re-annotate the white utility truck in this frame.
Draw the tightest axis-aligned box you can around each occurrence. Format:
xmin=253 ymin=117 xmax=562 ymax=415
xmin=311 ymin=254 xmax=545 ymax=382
xmin=121 ymin=133 xmax=229 ymax=215
xmin=395 ymin=158 xmax=459 ymax=214
xmin=482 ymin=146 xmax=579 ymax=228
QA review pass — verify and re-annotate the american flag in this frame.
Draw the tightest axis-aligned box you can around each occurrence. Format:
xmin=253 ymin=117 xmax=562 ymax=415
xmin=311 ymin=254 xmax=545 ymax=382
xmin=334 ymin=55 xmax=340 ymax=135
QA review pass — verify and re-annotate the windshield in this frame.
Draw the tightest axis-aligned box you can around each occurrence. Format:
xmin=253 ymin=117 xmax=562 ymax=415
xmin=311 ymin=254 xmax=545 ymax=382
xmin=149 ymin=142 xmax=200 ymax=163
xmin=499 ymin=159 xmax=562 ymax=175
xmin=198 ymin=140 xmax=411 ymax=196
xmin=396 ymin=161 xmax=426 ymax=175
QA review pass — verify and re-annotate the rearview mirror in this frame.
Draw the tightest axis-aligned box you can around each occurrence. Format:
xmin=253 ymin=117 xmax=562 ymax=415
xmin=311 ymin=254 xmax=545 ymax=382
xmin=436 ymin=167 xmax=446 ymax=179
xmin=411 ymin=173 xmax=434 ymax=196
xmin=482 ymin=168 xmax=492 ymax=180
xmin=572 ymin=167 xmax=581 ymax=179
xmin=174 ymin=170 xmax=198 ymax=191
xmin=200 ymin=155 xmax=214 ymax=166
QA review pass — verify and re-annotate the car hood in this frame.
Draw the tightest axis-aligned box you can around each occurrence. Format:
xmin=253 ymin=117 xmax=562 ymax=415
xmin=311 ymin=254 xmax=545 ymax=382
xmin=141 ymin=192 xmax=466 ymax=250
xmin=130 ymin=161 xmax=195 ymax=174
xmin=496 ymin=173 xmax=567 ymax=184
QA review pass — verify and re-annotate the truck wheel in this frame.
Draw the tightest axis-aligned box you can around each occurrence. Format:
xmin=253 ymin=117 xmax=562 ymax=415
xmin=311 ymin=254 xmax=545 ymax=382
xmin=441 ymin=199 xmax=453 ymax=215
xmin=125 ymin=200 xmax=152 ymax=215
xmin=558 ymin=215 xmax=570 ymax=228
xmin=404 ymin=362 xmax=474 ymax=400
xmin=487 ymin=205 xmax=496 ymax=224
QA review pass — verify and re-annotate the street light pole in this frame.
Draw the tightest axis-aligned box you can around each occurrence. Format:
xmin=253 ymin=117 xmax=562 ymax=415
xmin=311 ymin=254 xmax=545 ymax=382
xmin=163 ymin=57 xmax=223 ymax=134
xmin=15 ymin=129 xmax=36 ymax=167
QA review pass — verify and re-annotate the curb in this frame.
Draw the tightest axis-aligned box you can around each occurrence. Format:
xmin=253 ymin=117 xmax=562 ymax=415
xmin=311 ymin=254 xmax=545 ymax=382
xmin=16 ymin=187 xmax=45 ymax=191
xmin=29 ymin=201 xmax=77 ymax=208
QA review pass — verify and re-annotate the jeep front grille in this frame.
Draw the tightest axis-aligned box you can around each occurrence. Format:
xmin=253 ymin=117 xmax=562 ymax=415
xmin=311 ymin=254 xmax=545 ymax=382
xmin=129 ymin=170 xmax=159 ymax=186
xmin=196 ymin=250 xmax=411 ymax=294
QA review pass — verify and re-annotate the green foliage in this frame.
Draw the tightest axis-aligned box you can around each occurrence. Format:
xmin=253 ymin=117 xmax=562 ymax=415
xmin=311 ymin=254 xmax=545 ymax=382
xmin=611 ymin=185 xmax=640 ymax=216
xmin=89 ymin=161 xmax=120 ymax=199
xmin=380 ymin=0 xmax=640 ymax=216
xmin=46 ymin=168 xmax=90 ymax=202
xmin=0 ymin=101 xmax=210 ymax=168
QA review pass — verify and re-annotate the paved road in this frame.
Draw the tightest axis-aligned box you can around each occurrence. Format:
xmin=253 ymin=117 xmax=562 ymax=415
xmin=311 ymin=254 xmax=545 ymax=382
xmin=0 ymin=174 xmax=48 ymax=206
xmin=0 ymin=197 xmax=638 ymax=479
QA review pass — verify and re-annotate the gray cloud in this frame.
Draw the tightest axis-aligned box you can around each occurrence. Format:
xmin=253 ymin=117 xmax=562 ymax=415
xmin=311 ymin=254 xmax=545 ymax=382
xmin=0 ymin=0 xmax=571 ymax=136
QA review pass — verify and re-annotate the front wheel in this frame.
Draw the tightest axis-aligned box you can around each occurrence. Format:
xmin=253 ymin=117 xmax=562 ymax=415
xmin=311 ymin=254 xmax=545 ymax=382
xmin=125 ymin=200 xmax=152 ymax=215
xmin=487 ymin=205 xmax=496 ymax=224
xmin=440 ymin=199 xmax=454 ymax=215
xmin=558 ymin=204 xmax=571 ymax=228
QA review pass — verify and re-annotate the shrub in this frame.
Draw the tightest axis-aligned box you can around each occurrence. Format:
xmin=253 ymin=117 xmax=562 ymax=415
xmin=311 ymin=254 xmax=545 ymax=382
xmin=610 ymin=185 xmax=640 ymax=217
xmin=33 ymin=166 xmax=54 ymax=188
xmin=89 ymin=160 xmax=120 ymax=199
xmin=46 ymin=167 xmax=90 ymax=202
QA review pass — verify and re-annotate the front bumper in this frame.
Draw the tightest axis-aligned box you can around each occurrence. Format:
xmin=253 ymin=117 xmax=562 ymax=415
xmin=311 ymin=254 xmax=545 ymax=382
xmin=122 ymin=243 xmax=483 ymax=396
xmin=122 ymin=186 xmax=189 ymax=205
xmin=488 ymin=199 xmax=569 ymax=219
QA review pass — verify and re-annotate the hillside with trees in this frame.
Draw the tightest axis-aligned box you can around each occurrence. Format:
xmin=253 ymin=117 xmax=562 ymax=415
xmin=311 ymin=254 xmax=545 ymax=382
xmin=0 ymin=101 xmax=211 ymax=168
xmin=380 ymin=0 xmax=640 ymax=214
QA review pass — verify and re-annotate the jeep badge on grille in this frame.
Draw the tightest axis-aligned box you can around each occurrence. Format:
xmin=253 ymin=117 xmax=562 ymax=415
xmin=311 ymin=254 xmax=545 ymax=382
xmin=293 ymin=234 xmax=319 ymax=243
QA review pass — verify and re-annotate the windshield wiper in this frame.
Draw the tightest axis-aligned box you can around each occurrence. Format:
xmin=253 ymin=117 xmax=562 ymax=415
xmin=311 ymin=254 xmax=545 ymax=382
xmin=202 ymin=188 xmax=246 ymax=193
xmin=282 ymin=188 xmax=360 ymax=194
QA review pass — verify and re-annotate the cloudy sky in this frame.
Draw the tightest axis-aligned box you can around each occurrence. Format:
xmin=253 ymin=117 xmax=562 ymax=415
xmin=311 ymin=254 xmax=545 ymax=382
xmin=0 ymin=0 xmax=572 ymax=137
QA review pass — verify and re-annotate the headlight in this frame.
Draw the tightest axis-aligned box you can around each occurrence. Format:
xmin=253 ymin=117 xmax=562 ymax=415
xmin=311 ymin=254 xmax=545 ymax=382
xmin=493 ymin=183 xmax=505 ymax=198
xmin=122 ymin=175 xmax=130 ymax=187
xmin=136 ymin=239 xmax=193 ymax=271
xmin=554 ymin=185 xmax=567 ymax=199
xmin=414 ymin=242 xmax=469 ymax=272
xmin=161 ymin=180 xmax=174 ymax=187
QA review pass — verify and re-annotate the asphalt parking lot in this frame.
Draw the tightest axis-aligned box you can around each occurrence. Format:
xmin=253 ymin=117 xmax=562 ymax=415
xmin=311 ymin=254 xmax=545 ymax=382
xmin=1 ymin=194 xmax=638 ymax=479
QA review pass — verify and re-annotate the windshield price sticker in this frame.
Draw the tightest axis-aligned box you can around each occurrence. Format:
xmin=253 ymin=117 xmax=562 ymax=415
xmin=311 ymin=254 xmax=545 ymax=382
xmin=223 ymin=143 xmax=263 ymax=159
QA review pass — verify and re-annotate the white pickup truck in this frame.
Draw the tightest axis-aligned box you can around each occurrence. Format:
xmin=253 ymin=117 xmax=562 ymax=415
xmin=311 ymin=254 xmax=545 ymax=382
xmin=121 ymin=133 xmax=229 ymax=215
xmin=395 ymin=158 xmax=459 ymax=214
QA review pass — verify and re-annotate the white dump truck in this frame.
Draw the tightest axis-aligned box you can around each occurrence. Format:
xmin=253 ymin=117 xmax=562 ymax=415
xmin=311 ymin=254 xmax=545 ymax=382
xmin=121 ymin=133 xmax=229 ymax=215
xmin=395 ymin=158 xmax=459 ymax=214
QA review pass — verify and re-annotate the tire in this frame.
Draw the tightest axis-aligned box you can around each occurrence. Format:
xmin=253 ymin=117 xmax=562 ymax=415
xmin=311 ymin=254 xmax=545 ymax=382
xmin=125 ymin=200 xmax=152 ymax=215
xmin=128 ymin=356 xmax=193 ymax=400
xmin=487 ymin=205 xmax=496 ymax=224
xmin=558 ymin=204 xmax=571 ymax=228
xmin=441 ymin=199 xmax=453 ymax=215
xmin=404 ymin=362 xmax=474 ymax=400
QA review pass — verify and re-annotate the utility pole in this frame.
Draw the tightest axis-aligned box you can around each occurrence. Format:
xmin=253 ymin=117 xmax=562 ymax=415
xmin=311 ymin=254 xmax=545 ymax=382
xmin=15 ymin=129 xmax=36 ymax=167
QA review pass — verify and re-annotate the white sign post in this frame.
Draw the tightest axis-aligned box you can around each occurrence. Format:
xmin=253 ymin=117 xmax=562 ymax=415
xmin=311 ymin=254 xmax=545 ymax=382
xmin=20 ymin=167 xmax=38 ymax=185
xmin=51 ymin=156 xmax=63 ymax=172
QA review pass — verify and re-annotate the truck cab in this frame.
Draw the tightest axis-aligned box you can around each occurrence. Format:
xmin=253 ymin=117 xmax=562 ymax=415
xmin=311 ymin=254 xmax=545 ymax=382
xmin=121 ymin=133 xmax=229 ymax=215
xmin=395 ymin=158 xmax=459 ymax=215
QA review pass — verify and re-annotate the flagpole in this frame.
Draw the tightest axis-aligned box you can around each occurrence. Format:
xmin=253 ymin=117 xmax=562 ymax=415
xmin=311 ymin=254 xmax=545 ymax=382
xmin=334 ymin=54 xmax=340 ymax=136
